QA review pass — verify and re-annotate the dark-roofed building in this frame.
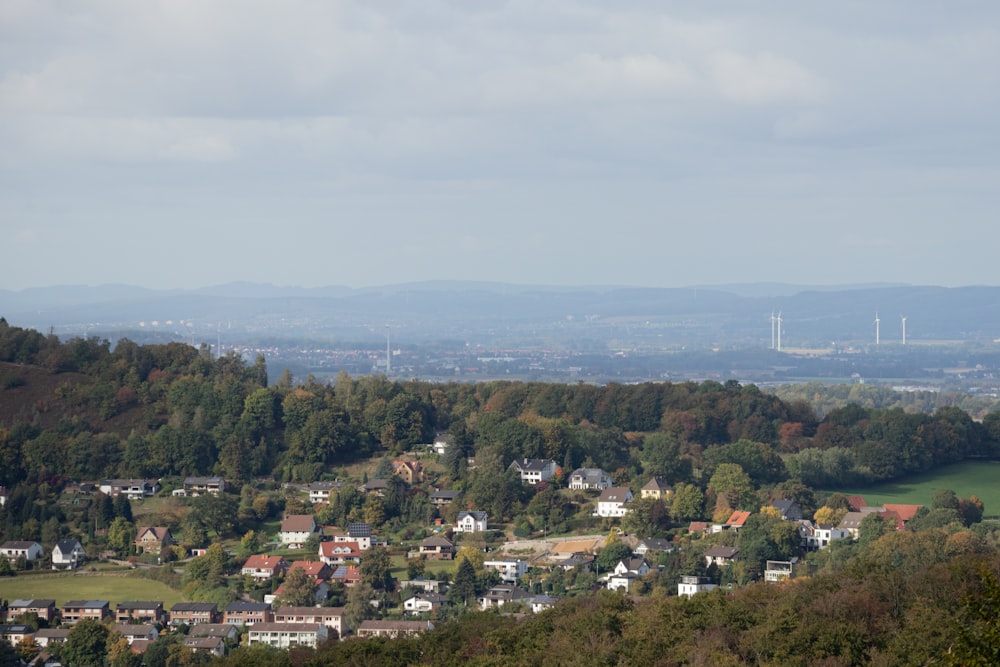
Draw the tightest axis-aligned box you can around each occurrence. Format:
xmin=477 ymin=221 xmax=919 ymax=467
xmin=704 ymin=546 xmax=740 ymax=568
xmin=6 ymin=599 xmax=57 ymax=624
xmin=51 ymin=539 xmax=86 ymax=570
xmin=478 ymin=584 xmax=532 ymax=611
xmin=455 ymin=511 xmax=488 ymax=533
xmin=187 ymin=624 xmax=239 ymax=641
xmin=0 ymin=540 xmax=43 ymax=563
xmin=0 ymin=624 xmax=34 ymax=646
xmin=595 ymin=487 xmax=632 ymax=517
xmin=115 ymin=601 xmax=165 ymax=624
xmin=99 ymin=478 xmax=160 ymax=499
xmin=771 ymin=499 xmax=804 ymax=521
xmin=183 ymin=636 xmax=227 ymax=657
xmin=62 ymin=600 xmax=110 ymax=625
xmin=112 ymin=624 xmax=159 ymax=645
xmin=34 ymin=628 xmax=70 ymax=647
xmin=223 ymin=600 xmax=272 ymax=626
xmin=430 ymin=489 xmax=461 ymax=506
xmin=279 ymin=515 xmax=317 ymax=548
xmin=640 ymin=477 xmax=673 ymax=500
xmin=182 ymin=477 xmax=226 ymax=496
xmin=634 ymin=539 xmax=674 ymax=555
xmin=170 ymin=602 xmax=220 ymax=626
xmin=417 ymin=536 xmax=455 ymax=560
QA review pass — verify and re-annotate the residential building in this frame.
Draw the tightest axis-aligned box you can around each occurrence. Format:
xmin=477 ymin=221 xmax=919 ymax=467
xmin=287 ymin=560 xmax=333 ymax=582
xmin=483 ymin=558 xmax=528 ymax=583
xmin=241 ymin=555 xmax=288 ymax=581
xmin=634 ymin=539 xmax=673 ymax=556
xmin=279 ymin=515 xmax=317 ymax=548
xmin=356 ymin=620 xmax=434 ymax=639
xmin=51 ymin=539 xmax=86 ymax=570
xmin=723 ymin=510 xmax=752 ymax=532
xmin=882 ymin=504 xmax=924 ymax=530
xmin=188 ymin=624 xmax=239 ymax=641
xmin=429 ymin=489 xmax=461 ymax=506
xmin=416 ymin=536 xmax=455 ymax=560
xmin=678 ymin=575 xmax=717 ymax=598
xmin=247 ymin=622 xmax=328 ymax=649
xmin=568 ymin=468 xmax=612 ymax=490
xmin=771 ymin=499 xmax=803 ymax=521
xmin=397 ymin=578 xmax=446 ymax=593
xmin=169 ymin=602 xmax=220 ymax=626
xmin=112 ymin=624 xmax=159 ymax=645
xmin=838 ymin=512 xmax=867 ymax=540
xmin=799 ymin=522 xmax=850 ymax=550
xmin=595 ymin=487 xmax=632 ymax=517
xmin=606 ymin=571 xmax=639 ymax=592
xmin=319 ymin=541 xmax=362 ymax=566
xmin=530 ymin=595 xmax=559 ymax=613
xmin=359 ymin=479 xmax=390 ymax=496
xmin=115 ymin=601 xmax=165 ymax=624
xmin=61 ymin=600 xmax=110 ymax=625
xmin=0 ymin=624 xmax=33 ymax=647
xmin=223 ymin=601 xmax=272 ymax=626
xmin=305 ymin=481 xmax=341 ymax=504
xmin=34 ymin=628 xmax=70 ymax=647
xmin=478 ymin=584 xmax=532 ymax=611
xmin=613 ymin=558 xmax=651 ymax=578
xmin=764 ymin=558 xmax=801 ymax=583
xmin=274 ymin=607 xmax=345 ymax=637
xmin=134 ymin=527 xmax=172 ymax=555
xmin=507 ymin=458 xmax=558 ymax=485
xmin=346 ymin=522 xmax=373 ymax=549
xmin=98 ymin=478 xmax=160 ymax=499
xmin=6 ymin=599 xmax=57 ymax=624
xmin=392 ymin=460 xmax=425 ymax=485
xmin=704 ymin=546 xmax=740 ymax=568
xmin=403 ymin=592 xmax=449 ymax=616
xmin=0 ymin=541 xmax=43 ymax=563
xmin=640 ymin=477 xmax=673 ymax=500
xmin=432 ymin=434 xmax=451 ymax=456
xmin=455 ymin=511 xmax=488 ymax=533
xmin=183 ymin=636 xmax=227 ymax=657
xmin=182 ymin=477 xmax=226 ymax=496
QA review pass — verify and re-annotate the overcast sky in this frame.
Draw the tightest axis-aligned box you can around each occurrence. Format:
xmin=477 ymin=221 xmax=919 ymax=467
xmin=2 ymin=1 xmax=998 ymax=291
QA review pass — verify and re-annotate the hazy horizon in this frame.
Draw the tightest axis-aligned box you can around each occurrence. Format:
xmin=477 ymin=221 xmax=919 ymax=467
xmin=3 ymin=2 xmax=998 ymax=291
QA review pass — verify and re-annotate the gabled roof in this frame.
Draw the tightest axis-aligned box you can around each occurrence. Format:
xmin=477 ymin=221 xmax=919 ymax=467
xmin=882 ymin=504 xmax=923 ymax=522
xmin=430 ymin=489 xmax=461 ymax=500
xmin=705 ymin=546 xmax=739 ymax=559
xmin=642 ymin=476 xmax=672 ymax=492
xmin=280 ymin=514 xmax=317 ymax=533
xmin=571 ymin=468 xmax=609 ymax=482
xmin=1 ymin=540 xmax=41 ymax=550
xmin=320 ymin=541 xmax=361 ymax=557
xmin=54 ymin=539 xmax=83 ymax=553
xmin=63 ymin=600 xmax=109 ymax=609
xmin=508 ymin=458 xmax=557 ymax=472
xmin=637 ymin=538 xmax=674 ymax=552
xmin=598 ymin=487 xmax=632 ymax=503
xmin=242 ymin=554 xmax=286 ymax=571
xmin=10 ymin=599 xmax=56 ymax=608
xmin=771 ymin=499 xmax=799 ymax=513
xmin=458 ymin=510 xmax=488 ymax=522
xmin=725 ymin=511 xmax=752 ymax=528
xmin=420 ymin=536 xmax=454 ymax=548
xmin=845 ymin=495 xmax=867 ymax=512
xmin=838 ymin=512 xmax=866 ymax=530
xmin=116 ymin=601 xmax=163 ymax=610
xmin=171 ymin=602 xmax=218 ymax=612
xmin=136 ymin=527 xmax=171 ymax=541
xmin=287 ymin=561 xmax=331 ymax=578
xmin=688 ymin=521 xmax=710 ymax=533
xmin=224 ymin=600 xmax=270 ymax=612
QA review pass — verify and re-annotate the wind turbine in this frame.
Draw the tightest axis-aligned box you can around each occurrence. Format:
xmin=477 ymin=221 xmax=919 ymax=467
xmin=874 ymin=312 xmax=880 ymax=346
xmin=901 ymin=315 xmax=907 ymax=345
xmin=770 ymin=311 xmax=776 ymax=350
xmin=776 ymin=310 xmax=783 ymax=352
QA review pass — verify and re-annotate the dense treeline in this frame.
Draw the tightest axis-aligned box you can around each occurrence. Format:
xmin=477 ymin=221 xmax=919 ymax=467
xmin=2 ymin=320 xmax=1000 ymax=495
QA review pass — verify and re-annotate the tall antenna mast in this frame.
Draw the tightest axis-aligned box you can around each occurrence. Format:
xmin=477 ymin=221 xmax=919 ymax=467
xmin=385 ymin=325 xmax=391 ymax=375
xmin=776 ymin=310 xmax=783 ymax=352
xmin=874 ymin=312 xmax=880 ymax=346
xmin=901 ymin=315 xmax=907 ymax=345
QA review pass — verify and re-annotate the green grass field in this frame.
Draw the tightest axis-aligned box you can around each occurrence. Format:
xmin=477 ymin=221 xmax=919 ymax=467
xmin=832 ymin=460 xmax=1000 ymax=514
xmin=0 ymin=572 xmax=184 ymax=608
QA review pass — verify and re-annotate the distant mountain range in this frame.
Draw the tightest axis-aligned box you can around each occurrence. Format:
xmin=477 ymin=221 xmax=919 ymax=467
xmin=2 ymin=282 xmax=999 ymax=347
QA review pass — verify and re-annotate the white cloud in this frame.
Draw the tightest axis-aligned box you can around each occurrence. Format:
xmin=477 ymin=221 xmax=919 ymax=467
xmin=708 ymin=51 xmax=827 ymax=105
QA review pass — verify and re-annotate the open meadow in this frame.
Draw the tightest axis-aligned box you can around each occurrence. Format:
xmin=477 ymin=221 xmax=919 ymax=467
xmin=833 ymin=459 xmax=1000 ymax=514
xmin=0 ymin=571 xmax=184 ymax=608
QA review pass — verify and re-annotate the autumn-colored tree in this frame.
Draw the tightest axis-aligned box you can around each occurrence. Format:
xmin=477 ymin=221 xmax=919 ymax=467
xmin=275 ymin=566 xmax=316 ymax=607
xmin=813 ymin=506 xmax=847 ymax=526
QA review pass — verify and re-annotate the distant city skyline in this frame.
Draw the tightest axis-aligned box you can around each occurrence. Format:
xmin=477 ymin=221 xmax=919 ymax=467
xmin=2 ymin=2 xmax=998 ymax=291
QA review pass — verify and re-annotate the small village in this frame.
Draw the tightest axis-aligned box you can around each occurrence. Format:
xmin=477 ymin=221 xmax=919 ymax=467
xmin=0 ymin=438 xmax=930 ymax=665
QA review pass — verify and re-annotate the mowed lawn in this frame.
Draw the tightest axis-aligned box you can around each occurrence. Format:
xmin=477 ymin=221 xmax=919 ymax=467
xmin=832 ymin=460 xmax=1000 ymax=514
xmin=0 ymin=572 xmax=184 ymax=608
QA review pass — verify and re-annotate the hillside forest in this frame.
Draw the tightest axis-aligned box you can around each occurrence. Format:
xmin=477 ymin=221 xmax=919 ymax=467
xmin=2 ymin=319 xmax=1000 ymax=665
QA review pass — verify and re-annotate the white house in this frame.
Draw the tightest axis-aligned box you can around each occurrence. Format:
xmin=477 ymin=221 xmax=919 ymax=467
xmin=568 ymin=468 xmax=612 ymax=490
xmin=278 ymin=515 xmax=317 ymax=548
xmin=595 ymin=488 xmax=633 ymax=518
xmin=507 ymin=458 xmax=558 ymax=485
xmin=403 ymin=592 xmax=449 ymax=616
xmin=483 ymin=559 xmax=528 ymax=583
xmin=455 ymin=511 xmax=488 ymax=533
xmin=247 ymin=623 xmax=327 ymax=649
xmin=678 ymin=575 xmax=717 ymax=598
xmin=305 ymin=481 xmax=342 ymax=504
xmin=0 ymin=540 xmax=44 ymax=563
xmin=799 ymin=521 xmax=851 ymax=550
xmin=51 ymin=539 xmax=86 ymax=570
